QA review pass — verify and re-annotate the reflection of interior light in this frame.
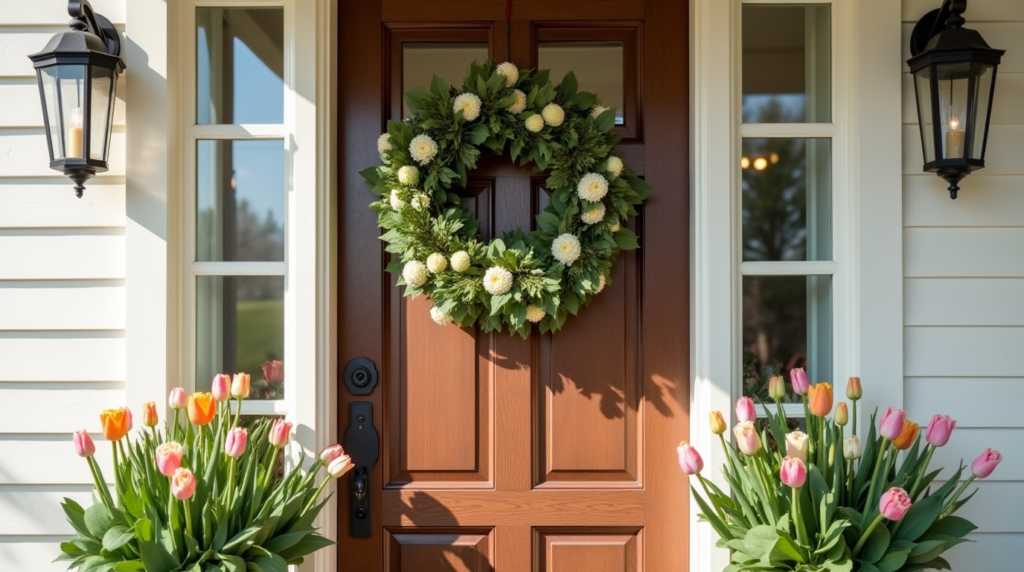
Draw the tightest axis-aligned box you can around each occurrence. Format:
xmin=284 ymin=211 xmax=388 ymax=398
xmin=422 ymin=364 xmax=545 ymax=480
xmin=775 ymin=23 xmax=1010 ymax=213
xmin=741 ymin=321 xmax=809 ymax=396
xmin=770 ymin=153 xmax=779 ymax=164
xmin=949 ymin=116 xmax=960 ymax=131
xmin=753 ymin=157 xmax=768 ymax=171
xmin=740 ymin=157 xmax=751 ymax=169
xmin=230 ymin=176 xmax=236 ymax=190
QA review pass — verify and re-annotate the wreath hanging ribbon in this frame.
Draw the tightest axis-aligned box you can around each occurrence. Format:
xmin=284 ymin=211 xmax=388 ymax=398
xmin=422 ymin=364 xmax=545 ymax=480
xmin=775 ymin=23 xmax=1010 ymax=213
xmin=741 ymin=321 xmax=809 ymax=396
xmin=361 ymin=60 xmax=651 ymax=338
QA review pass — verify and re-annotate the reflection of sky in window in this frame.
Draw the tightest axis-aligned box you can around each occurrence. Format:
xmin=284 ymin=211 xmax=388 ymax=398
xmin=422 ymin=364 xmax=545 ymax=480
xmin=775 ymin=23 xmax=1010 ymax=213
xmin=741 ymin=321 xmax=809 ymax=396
xmin=743 ymin=94 xmax=805 ymax=123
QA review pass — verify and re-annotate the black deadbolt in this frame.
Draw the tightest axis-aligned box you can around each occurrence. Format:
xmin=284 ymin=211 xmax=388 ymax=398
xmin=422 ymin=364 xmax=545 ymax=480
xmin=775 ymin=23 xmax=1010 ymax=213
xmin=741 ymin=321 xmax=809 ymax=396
xmin=344 ymin=357 xmax=378 ymax=395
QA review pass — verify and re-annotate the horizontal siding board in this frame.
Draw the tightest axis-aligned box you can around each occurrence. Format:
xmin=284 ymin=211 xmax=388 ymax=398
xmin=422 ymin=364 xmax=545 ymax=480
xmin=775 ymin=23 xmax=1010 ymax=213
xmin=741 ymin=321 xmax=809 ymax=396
xmin=0 ymin=538 xmax=72 ymax=572
xmin=902 ymin=23 xmax=1024 ymax=72
xmin=927 ymin=428 xmax=1024 ymax=482
xmin=903 ymin=0 xmax=1024 ymax=23
xmin=902 ymin=124 xmax=1024 ymax=176
xmin=906 ymin=378 xmax=1024 ymax=428
xmin=0 ymin=1 xmax=125 ymax=26
xmin=929 ymin=481 xmax=1022 ymax=533
xmin=0 ymin=129 xmax=126 ymax=177
xmin=0 ymin=281 xmax=125 ymax=330
xmin=905 ymin=279 xmax=1024 ymax=326
xmin=904 ymin=228 xmax=1024 ymax=278
xmin=0 ymin=438 xmax=114 ymax=484
xmin=902 ymin=72 xmax=1024 ymax=125
xmin=903 ymin=175 xmax=1024 ymax=228
xmin=0 ymin=231 xmax=125 ymax=280
xmin=0 ymin=30 xmax=64 ymax=78
xmin=905 ymin=327 xmax=1024 ymax=377
xmin=946 ymin=533 xmax=1024 ymax=572
xmin=0 ymin=333 xmax=125 ymax=382
xmin=0 ymin=383 xmax=124 ymax=433
xmin=0 ymin=178 xmax=125 ymax=228
xmin=0 ymin=77 xmax=126 ymax=127
xmin=0 ymin=485 xmax=93 ymax=535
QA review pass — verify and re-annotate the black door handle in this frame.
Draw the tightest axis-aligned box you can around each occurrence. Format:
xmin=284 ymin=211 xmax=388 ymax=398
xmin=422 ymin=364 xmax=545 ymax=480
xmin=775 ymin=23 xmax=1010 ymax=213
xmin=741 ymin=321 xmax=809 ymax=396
xmin=343 ymin=402 xmax=378 ymax=538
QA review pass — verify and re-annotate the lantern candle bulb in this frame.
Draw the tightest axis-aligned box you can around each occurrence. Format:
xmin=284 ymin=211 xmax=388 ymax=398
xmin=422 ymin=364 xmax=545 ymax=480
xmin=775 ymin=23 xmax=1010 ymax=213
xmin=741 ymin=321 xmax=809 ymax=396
xmin=68 ymin=107 xmax=84 ymax=158
xmin=946 ymin=116 xmax=965 ymax=159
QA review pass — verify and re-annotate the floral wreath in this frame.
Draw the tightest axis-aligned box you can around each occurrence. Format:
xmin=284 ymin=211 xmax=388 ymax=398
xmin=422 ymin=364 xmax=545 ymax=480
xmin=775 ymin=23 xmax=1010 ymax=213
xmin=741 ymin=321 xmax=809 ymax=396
xmin=361 ymin=60 xmax=650 ymax=337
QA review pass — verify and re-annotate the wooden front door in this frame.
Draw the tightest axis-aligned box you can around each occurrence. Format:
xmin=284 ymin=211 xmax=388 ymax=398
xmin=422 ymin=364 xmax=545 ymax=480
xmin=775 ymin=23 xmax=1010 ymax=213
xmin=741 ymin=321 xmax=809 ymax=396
xmin=338 ymin=1 xmax=689 ymax=570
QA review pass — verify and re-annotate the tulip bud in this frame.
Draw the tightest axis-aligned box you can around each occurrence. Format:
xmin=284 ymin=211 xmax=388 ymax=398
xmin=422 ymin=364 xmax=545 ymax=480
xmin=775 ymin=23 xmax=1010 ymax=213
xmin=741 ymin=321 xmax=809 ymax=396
xmin=262 ymin=360 xmax=284 ymax=384
xmin=733 ymin=421 xmax=761 ymax=455
xmin=843 ymin=435 xmax=862 ymax=460
xmin=790 ymin=367 xmax=810 ymax=396
xmin=709 ymin=411 xmax=727 ymax=435
xmin=211 ymin=374 xmax=231 ymax=402
xmin=231 ymin=373 xmax=251 ymax=399
xmin=735 ymin=396 xmax=756 ymax=423
xmin=780 ymin=456 xmax=806 ymax=488
xmin=834 ymin=402 xmax=849 ymax=427
xmin=171 ymin=467 xmax=197 ymax=500
xmin=971 ymin=448 xmax=1002 ymax=479
xmin=224 ymin=427 xmax=247 ymax=458
xmin=73 ymin=429 xmax=95 ymax=458
xmin=142 ymin=401 xmax=159 ymax=428
xmin=319 ymin=444 xmax=347 ymax=465
xmin=893 ymin=420 xmax=920 ymax=450
xmin=768 ymin=375 xmax=786 ymax=401
xmin=328 ymin=454 xmax=354 ymax=478
xmin=676 ymin=441 xmax=704 ymax=475
xmin=925 ymin=414 xmax=956 ymax=448
xmin=878 ymin=407 xmax=906 ymax=441
xmin=268 ymin=419 xmax=292 ymax=448
xmin=808 ymin=382 xmax=833 ymax=417
xmin=168 ymin=387 xmax=187 ymax=410
xmin=156 ymin=442 xmax=184 ymax=477
xmin=846 ymin=376 xmax=862 ymax=401
xmin=879 ymin=487 xmax=912 ymax=521
xmin=785 ymin=431 xmax=808 ymax=462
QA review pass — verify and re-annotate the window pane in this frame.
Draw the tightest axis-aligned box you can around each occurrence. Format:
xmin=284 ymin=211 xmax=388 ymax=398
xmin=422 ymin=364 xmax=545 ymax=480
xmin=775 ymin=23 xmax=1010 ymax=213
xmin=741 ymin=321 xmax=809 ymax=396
xmin=742 ymin=138 xmax=832 ymax=261
xmin=539 ymin=42 xmax=624 ymax=125
xmin=403 ymin=43 xmax=488 ymax=119
xmin=742 ymin=275 xmax=832 ymax=403
xmin=197 ymin=7 xmax=284 ymax=124
xmin=196 ymin=275 xmax=284 ymax=400
xmin=742 ymin=5 xmax=830 ymax=123
xmin=197 ymin=139 xmax=285 ymax=261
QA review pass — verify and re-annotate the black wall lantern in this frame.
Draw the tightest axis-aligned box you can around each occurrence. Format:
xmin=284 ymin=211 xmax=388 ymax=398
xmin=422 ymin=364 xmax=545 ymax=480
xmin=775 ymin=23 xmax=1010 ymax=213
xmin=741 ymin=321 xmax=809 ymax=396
xmin=28 ymin=1 xmax=125 ymax=198
xmin=908 ymin=0 xmax=1003 ymax=199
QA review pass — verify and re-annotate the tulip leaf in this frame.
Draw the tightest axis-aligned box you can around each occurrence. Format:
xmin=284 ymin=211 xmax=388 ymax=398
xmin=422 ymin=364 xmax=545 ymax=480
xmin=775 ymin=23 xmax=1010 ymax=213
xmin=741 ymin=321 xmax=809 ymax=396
xmin=62 ymin=498 xmax=95 ymax=539
xmin=219 ymin=554 xmax=245 ymax=572
xmin=876 ymin=543 xmax=913 ymax=572
xmin=253 ymin=553 xmax=289 ymax=572
xmin=263 ymin=527 xmax=314 ymax=554
xmin=907 ymin=539 xmax=946 ymax=564
xmin=112 ymin=560 xmax=147 ymax=572
xmin=813 ymin=520 xmax=848 ymax=555
xmin=859 ymin=561 xmax=882 ymax=572
xmin=102 ymin=525 xmax=135 ymax=552
xmin=136 ymin=518 xmax=181 ymax=572
xmin=726 ymin=525 xmax=779 ymax=560
xmin=276 ymin=534 xmax=337 ymax=564
xmin=862 ymin=521 xmax=890 ymax=564
xmin=925 ymin=515 xmax=977 ymax=539
xmin=894 ymin=492 xmax=944 ymax=542
xmin=84 ymin=504 xmax=114 ymax=539
xmin=222 ymin=525 xmax=261 ymax=555
xmin=768 ymin=535 xmax=806 ymax=564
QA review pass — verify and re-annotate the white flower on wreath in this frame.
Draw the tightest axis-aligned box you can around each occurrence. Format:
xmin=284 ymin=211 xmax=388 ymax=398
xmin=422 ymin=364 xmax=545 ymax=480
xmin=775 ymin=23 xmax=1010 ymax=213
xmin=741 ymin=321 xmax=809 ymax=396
xmin=541 ymin=103 xmax=565 ymax=127
xmin=552 ymin=233 xmax=582 ymax=266
xmin=389 ymin=189 xmax=405 ymax=210
xmin=606 ymin=156 xmax=624 ymax=179
xmin=409 ymin=134 xmax=438 ymax=165
xmin=426 ymin=253 xmax=447 ymax=274
xmin=508 ymin=89 xmax=527 ymax=114
xmin=430 ymin=306 xmax=453 ymax=326
xmin=526 ymin=304 xmax=546 ymax=323
xmin=402 ymin=260 xmax=428 ymax=288
xmin=591 ymin=105 xmax=608 ymax=119
xmin=453 ymin=93 xmax=482 ymax=122
xmin=451 ymin=251 xmax=471 ymax=272
xmin=525 ymin=114 xmax=544 ymax=133
xmin=577 ymin=173 xmax=609 ymax=202
xmin=596 ymin=275 xmax=607 ymax=294
xmin=609 ymin=222 xmax=621 ymax=233
xmin=377 ymin=133 xmax=393 ymax=154
xmin=398 ymin=165 xmax=419 ymax=186
xmin=410 ymin=193 xmax=430 ymax=210
xmin=581 ymin=203 xmax=606 ymax=225
xmin=496 ymin=62 xmax=519 ymax=87
xmin=483 ymin=266 xmax=514 ymax=295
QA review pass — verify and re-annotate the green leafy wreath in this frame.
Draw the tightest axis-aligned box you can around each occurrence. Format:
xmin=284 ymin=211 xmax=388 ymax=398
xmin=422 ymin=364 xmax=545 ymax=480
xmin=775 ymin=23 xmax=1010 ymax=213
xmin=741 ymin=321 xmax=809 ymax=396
xmin=361 ymin=60 xmax=651 ymax=337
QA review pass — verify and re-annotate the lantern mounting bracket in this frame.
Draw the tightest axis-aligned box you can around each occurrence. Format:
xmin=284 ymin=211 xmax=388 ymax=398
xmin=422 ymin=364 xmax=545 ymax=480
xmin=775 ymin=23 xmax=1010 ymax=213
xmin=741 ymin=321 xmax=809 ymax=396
xmin=910 ymin=1 xmax=966 ymax=57
xmin=68 ymin=0 xmax=122 ymax=61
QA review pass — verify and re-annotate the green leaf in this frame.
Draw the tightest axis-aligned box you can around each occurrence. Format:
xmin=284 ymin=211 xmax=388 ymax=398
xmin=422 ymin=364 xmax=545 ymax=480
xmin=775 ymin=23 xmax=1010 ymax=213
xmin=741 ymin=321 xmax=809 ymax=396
xmin=276 ymin=534 xmax=336 ymax=563
xmin=253 ymin=554 xmax=288 ymax=572
xmin=768 ymin=535 xmax=806 ymax=564
xmin=925 ymin=515 xmax=977 ymax=539
xmin=876 ymin=544 xmax=912 ymax=572
xmin=906 ymin=539 xmax=945 ymax=564
xmin=558 ymin=71 xmax=578 ymax=100
xmin=593 ymin=108 xmax=616 ymax=133
xmin=62 ymin=498 xmax=94 ymax=539
xmin=468 ymin=124 xmax=489 ymax=145
xmin=220 ymin=554 xmax=246 ymax=572
xmin=102 ymin=525 xmax=135 ymax=552
xmin=135 ymin=518 xmax=180 ymax=572
xmin=613 ymin=227 xmax=639 ymax=250
xmin=84 ymin=504 xmax=114 ymax=539
xmin=429 ymin=74 xmax=449 ymax=98
xmin=862 ymin=521 xmax=890 ymax=564
xmin=727 ymin=525 xmax=779 ymax=561
xmin=895 ymin=493 xmax=945 ymax=542
xmin=112 ymin=561 xmax=147 ymax=572
xmin=262 ymin=528 xmax=314 ymax=554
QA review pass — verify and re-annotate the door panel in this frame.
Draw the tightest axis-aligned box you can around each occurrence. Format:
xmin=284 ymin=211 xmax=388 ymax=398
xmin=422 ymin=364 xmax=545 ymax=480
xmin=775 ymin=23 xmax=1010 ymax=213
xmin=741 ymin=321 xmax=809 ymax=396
xmin=338 ymin=0 xmax=688 ymax=570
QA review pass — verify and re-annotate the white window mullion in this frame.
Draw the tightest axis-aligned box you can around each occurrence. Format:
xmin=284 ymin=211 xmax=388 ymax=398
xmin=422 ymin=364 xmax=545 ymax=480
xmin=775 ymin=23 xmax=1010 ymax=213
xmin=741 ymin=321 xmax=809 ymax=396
xmin=740 ymin=260 xmax=838 ymax=276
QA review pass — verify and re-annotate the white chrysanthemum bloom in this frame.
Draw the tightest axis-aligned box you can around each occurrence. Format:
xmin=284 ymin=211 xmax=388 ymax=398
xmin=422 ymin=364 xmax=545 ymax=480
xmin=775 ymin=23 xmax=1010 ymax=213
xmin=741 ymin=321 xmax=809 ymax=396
xmin=541 ymin=103 xmax=565 ymax=126
xmin=377 ymin=133 xmax=393 ymax=153
xmin=409 ymin=134 xmax=438 ymax=165
xmin=430 ymin=306 xmax=453 ymax=326
xmin=581 ymin=203 xmax=606 ymax=225
xmin=410 ymin=193 xmax=431 ymax=211
xmin=402 ymin=260 xmax=428 ymax=287
xmin=496 ymin=62 xmax=519 ymax=87
xmin=453 ymin=93 xmax=482 ymax=122
xmin=609 ymin=222 xmax=621 ymax=233
xmin=591 ymin=105 xmax=608 ymax=118
xmin=389 ymin=189 xmax=405 ymax=210
xmin=595 ymin=275 xmax=607 ymax=294
xmin=525 ymin=305 xmax=546 ymax=323
xmin=483 ymin=266 xmax=514 ymax=295
xmin=606 ymin=156 xmax=624 ymax=179
xmin=551 ymin=233 xmax=582 ymax=266
xmin=508 ymin=89 xmax=527 ymax=114
xmin=426 ymin=253 xmax=447 ymax=274
xmin=577 ymin=173 xmax=609 ymax=202
xmin=398 ymin=165 xmax=419 ymax=186
xmin=450 ymin=251 xmax=471 ymax=272
xmin=525 ymin=114 xmax=544 ymax=133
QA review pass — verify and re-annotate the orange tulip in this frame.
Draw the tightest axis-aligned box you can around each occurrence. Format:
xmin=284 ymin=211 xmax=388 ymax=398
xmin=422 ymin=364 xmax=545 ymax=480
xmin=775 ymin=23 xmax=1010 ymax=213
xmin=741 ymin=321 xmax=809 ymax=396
xmin=187 ymin=392 xmax=216 ymax=426
xmin=100 ymin=408 xmax=130 ymax=441
xmin=807 ymin=383 xmax=833 ymax=417
xmin=893 ymin=420 xmax=920 ymax=450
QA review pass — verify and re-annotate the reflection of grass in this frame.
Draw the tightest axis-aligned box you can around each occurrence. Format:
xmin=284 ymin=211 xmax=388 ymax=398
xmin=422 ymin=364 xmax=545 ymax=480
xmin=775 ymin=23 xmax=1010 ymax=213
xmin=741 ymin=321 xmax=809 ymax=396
xmin=236 ymin=300 xmax=283 ymax=379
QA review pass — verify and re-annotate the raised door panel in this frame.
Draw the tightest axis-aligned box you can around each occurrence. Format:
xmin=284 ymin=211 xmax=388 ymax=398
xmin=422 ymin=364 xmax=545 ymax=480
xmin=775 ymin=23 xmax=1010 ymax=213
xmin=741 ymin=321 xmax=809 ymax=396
xmin=536 ymin=528 xmax=641 ymax=572
xmin=386 ymin=528 xmax=493 ymax=572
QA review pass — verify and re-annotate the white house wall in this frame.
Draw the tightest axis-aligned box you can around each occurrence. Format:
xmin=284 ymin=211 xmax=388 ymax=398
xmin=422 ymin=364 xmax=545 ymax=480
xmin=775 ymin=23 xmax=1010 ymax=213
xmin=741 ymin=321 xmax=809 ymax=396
xmin=902 ymin=0 xmax=1024 ymax=569
xmin=0 ymin=1 xmax=126 ymax=569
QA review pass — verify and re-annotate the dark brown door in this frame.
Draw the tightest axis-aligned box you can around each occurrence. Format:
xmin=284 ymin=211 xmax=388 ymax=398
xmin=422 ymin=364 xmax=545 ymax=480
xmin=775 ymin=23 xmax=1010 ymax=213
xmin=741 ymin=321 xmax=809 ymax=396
xmin=338 ymin=1 xmax=689 ymax=570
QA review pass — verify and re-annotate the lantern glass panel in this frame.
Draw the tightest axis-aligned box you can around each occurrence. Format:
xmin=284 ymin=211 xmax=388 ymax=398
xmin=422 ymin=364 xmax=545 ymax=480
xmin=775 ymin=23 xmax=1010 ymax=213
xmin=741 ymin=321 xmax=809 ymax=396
xmin=40 ymin=64 xmax=86 ymax=160
xmin=935 ymin=62 xmax=971 ymax=160
xmin=914 ymin=66 xmax=936 ymax=164
xmin=88 ymin=66 xmax=114 ymax=161
xmin=969 ymin=63 xmax=995 ymax=161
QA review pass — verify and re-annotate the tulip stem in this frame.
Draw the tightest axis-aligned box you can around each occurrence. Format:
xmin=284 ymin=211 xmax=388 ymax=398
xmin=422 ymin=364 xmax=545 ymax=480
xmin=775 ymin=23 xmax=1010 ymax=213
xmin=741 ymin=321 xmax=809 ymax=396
xmin=802 ymin=397 xmax=814 ymax=457
xmin=909 ymin=444 xmax=935 ymax=500
xmin=697 ymin=473 xmax=728 ymax=523
xmin=864 ymin=440 xmax=890 ymax=525
xmin=792 ymin=487 xmax=810 ymax=547
xmin=232 ymin=398 xmax=242 ymax=429
xmin=852 ymin=401 xmax=858 ymax=436
xmin=302 ymin=475 xmax=332 ymax=516
xmin=225 ymin=457 xmax=237 ymax=510
xmin=853 ymin=514 xmax=885 ymax=556
xmin=263 ymin=445 xmax=280 ymax=489
xmin=183 ymin=497 xmax=195 ymax=539
xmin=941 ymin=475 xmax=976 ymax=519
xmin=87 ymin=457 xmax=116 ymax=515
xmin=846 ymin=459 xmax=855 ymax=502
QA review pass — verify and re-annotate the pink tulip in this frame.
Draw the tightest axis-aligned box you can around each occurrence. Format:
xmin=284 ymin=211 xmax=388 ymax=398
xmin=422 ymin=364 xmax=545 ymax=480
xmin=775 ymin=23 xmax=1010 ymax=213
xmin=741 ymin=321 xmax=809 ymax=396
xmin=168 ymin=387 xmax=187 ymax=410
xmin=878 ymin=407 xmax=906 ymax=441
xmin=211 ymin=374 xmax=231 ymax=402
xmin=171 ymin=468 xmax=197 ymax=500
xmin=790 ymin=368 xmax=810 ymax=396
xmin=262 ymin=360 xmax=284 ymax=384
xmin=269 ymin=419 xmax=292 ymax=448
xmin=156 ymin=442 xmax=184 ymax=477
xmin=971 ymin=448 xmax=1002 ymax=479
xmin=319 ymin=444 xmax=347 ymax=465
xmin=879 ymin=487 xmax=912 ymax=520
xmin=735 ymin=397 xmax=756 ymax=423
xmin=676 ymin=441 xmax=704 ymax=475
xmin=73 ymin=429 xmax=95 ymax=458
xmin=224 ymin=427 xmax=247 ymax=458
xmin=733 ymin=421 xmax=761 ymax=455
xmin=780 ymin=456 xmax=806 ymax=488
xmin=124 ymin=408 xmax=133 ymax=432
xmin=925 ymin=414 xmax=957 ymax=448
